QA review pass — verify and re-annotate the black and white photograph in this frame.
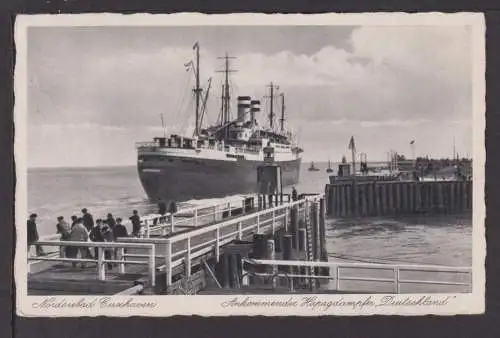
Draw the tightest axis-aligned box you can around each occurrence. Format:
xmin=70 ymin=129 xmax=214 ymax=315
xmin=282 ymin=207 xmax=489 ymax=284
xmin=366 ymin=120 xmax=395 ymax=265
xmin=15 ymin=13 xmax=485 ymax=316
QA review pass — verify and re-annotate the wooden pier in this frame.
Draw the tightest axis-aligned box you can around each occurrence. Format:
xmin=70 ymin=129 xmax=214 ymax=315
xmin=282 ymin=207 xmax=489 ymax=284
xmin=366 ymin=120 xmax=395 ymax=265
xmin=326 ymin=179 xmax=473 ymax=218
xmin=27 ymin=194 xmax=327 ymax=295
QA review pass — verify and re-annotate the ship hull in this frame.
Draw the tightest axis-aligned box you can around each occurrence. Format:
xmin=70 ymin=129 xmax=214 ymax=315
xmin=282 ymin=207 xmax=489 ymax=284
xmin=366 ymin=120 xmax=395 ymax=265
xmin=137 ymin=156 xmax=302 ymax=202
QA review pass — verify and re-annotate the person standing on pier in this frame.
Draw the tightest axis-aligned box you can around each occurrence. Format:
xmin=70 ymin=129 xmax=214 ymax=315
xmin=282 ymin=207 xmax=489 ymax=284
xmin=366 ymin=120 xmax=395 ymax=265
xmin=89 ymin=219 xmax=105 ymax=259
xmin=112 ymin=217 xmax=129 ymax=262
xmin=81 ymin=208 xmax=94 ymax=232
xmin=101 ymin=224 xmax=114 ymax=270
xmin=70 ymin=215 xmax=78 ymax=228
xmin=67 ymin=218 xmax=89 ymax=268
xmin=113 ymin=217 xmax=128 ymax=239
xmin=130 ymin=210 xmax=142 ymax=236
xmin=292 ymin=187 xmax=298 ymax=202
xmin=56 ymin=216 xmax=70 ymax=258
xmin=168 ymin=201 xmax=178 ymax=214
xmin=158 ymin=201 xmax=167 ymax=215
xmin=106 ymin=213 xmax=116 ymax=230
xmin=27 ymin=213 xmax=46 ymax=256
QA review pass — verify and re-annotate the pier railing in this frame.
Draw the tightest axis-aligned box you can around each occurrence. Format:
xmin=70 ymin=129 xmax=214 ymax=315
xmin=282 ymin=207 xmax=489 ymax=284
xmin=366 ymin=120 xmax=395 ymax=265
xmin=28 ymin=240 xmax=157 ymax=287
xmin=241 ymin=259 xmax=472 ymax=293
xmin=139 ymin=194 xmax=291 ymax=237
xmin=140 ymin=195 xmax=255 ymax=237
xmin=33 ymin=194 xmax=268 ymax=246
xmin=161 ymin=195 xmax=321 ymax=286
xmin=116 ymin=194 xmax=321 ymax=287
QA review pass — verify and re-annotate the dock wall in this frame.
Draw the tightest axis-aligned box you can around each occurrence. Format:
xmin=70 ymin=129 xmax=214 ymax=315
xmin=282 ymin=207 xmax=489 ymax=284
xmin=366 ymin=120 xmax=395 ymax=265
xmin=326 ymin=180 xmax=472 ymax=218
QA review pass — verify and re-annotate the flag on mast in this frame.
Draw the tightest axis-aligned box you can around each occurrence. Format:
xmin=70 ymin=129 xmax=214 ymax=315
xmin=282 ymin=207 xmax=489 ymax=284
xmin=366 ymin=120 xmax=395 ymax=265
xmin=193 ymin=41 xmax=199 ymax=50
xmin=410 ymin=140 xmax=415 ymax=145
xmin=184 ymin=61 xmax=193 ymax=72
xmin=348 ymin=136 xmax=356 ymax=152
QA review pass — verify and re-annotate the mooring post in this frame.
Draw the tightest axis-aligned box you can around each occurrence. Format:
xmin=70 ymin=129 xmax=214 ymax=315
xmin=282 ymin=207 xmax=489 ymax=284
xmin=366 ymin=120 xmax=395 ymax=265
xmin=267 ymin=239 xmax=277 ymax=289
xmin=253 ymin=233 xmax=267 ymax=286
xmin=229 ymin=253 xmax=239 ymax=288
xmin=290 ymin=206 xmax=298 ymax=249
xmin=222 ymin=253 xmax=230 ymax=288
xmin=298 ymin=228 xmax=307 ymax=252
xmin=283 ymin=234 xmax=294 ymax=291
xmin=275 ymin=228 xmax=285 ymax=253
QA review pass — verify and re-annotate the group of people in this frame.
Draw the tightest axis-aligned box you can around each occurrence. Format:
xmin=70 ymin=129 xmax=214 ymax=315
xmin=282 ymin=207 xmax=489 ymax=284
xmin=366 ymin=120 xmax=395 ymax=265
xmin=28 ymin=208 xmax=141 ymax=269
xmin=28 ymin=201 xmax=180 ymax=268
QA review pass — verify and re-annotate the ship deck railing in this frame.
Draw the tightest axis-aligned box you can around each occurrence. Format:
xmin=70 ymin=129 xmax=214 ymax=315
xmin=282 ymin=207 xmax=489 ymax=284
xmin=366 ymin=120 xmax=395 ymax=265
xmin=241 ymin=258 xmax=472 ymax=293
xmin=116 ymin=194 xmax=323 ymax=287
xmin=136 ymin=141 xmax=294 ymax=156
xmin=28 ymin=240 xmax=157 ymax=287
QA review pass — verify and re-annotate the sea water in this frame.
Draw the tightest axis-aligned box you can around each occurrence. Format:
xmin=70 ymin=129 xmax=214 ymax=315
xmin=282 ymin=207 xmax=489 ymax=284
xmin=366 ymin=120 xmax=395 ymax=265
xmin=27 ymin=163 xmax=472 ymax=268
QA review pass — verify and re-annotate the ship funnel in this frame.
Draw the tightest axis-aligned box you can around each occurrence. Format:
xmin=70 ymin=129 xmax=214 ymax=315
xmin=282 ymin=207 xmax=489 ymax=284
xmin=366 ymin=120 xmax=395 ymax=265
xmin=237 ymin=96 xmax=251 ymax=123
xmin=250 ymin=100 xmax=260 ymax=127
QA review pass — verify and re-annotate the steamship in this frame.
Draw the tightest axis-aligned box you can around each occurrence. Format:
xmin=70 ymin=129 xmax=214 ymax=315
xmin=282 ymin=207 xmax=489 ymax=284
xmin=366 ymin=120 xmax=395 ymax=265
xmin=136 ymin=43 xmax=303 ymax=202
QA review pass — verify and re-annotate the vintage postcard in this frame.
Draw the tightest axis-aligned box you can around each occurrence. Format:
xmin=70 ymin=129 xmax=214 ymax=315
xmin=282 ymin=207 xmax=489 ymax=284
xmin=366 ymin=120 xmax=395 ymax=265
xmin=15 ymin=12 xmax=485 ymax=317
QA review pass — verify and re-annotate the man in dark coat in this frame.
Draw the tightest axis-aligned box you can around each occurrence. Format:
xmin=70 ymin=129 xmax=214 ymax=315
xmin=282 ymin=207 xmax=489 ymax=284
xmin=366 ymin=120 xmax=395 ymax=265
xmin=112 ymin=218 xmax=129 ymax=263
xmin=27 ymin=213 xmax=45 ymax=256
xmin=70 ymin=215 xmax=78 ymax=228
xmin=112 ymin=218 xmax=128 ymax=239
xmin=158 ymin=202 xmax=167 ymax=215
xmin=89 ymin=219 xmax=105 ymax=259
xmin=291 ymin=187 xmax=298 ymax=202
xmin=129 ymin=210 xmax=141 ymax=236
xmin=81 ymin=208 xmax=94 ymax=232
xmin=101 ymin=225 xmax=114 ymax=269
xmin=106 ymin=213 xmax=116 ymax=229
xmin=168 ymin=201 xmax=178 ymax=214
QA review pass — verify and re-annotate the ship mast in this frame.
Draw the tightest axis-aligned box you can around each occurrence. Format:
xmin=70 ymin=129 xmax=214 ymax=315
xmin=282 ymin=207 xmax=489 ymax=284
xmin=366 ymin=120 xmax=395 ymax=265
xmin=280 ymin=93 xmax=285 ymax=132
xmin=216 ymin=53 xmax=236 ymax=124
xmin=193 ymin=42 xmax=202 ymax=137
xmin=267 ymin=82 xmax=279 ymax=129
xmin=219 ymin=84 xmax=225 ymax=125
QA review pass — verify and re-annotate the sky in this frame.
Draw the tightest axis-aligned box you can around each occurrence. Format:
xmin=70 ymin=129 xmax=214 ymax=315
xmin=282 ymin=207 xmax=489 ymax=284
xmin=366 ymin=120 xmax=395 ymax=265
xmin=26 ymin=25 xmax=473 ymax=167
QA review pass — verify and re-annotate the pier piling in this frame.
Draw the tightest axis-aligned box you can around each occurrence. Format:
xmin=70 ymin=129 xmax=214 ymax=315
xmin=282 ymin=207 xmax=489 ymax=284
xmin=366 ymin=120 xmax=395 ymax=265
xmin=326 ymin=179 xmax=472 ymax=218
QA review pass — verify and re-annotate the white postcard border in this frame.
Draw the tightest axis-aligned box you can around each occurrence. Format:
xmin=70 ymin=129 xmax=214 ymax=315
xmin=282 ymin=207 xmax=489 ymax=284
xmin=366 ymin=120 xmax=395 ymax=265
xmin=14 ymin=12 xmax=486 ymax=317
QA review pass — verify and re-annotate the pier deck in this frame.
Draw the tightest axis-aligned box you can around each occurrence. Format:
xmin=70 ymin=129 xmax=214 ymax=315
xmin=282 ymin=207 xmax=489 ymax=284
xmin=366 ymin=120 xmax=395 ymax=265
xmin=27 ymin=194 xmax=297 ymax=295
